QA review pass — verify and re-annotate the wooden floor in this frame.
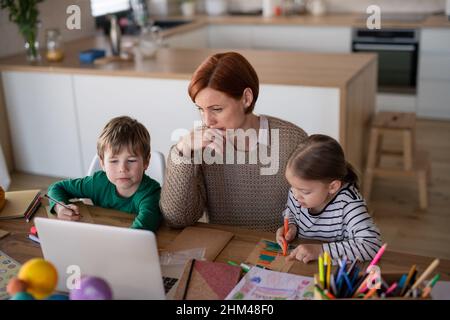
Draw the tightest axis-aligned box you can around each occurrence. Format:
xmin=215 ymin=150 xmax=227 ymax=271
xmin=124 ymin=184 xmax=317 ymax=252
xmin=7 ymin=119 xmax=450 ymax=260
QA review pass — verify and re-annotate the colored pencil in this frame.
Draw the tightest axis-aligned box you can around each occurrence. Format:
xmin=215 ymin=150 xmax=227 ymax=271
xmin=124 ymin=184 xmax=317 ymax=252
xmin=405 ymin=259 xmax=440 ymax=297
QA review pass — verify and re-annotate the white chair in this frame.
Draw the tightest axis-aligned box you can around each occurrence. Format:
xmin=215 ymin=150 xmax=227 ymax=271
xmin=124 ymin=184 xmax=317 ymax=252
xmin=86 ymin=151 xmax=166 ymax=186
xmin=0 ymin=145 xmax=11 ymax=190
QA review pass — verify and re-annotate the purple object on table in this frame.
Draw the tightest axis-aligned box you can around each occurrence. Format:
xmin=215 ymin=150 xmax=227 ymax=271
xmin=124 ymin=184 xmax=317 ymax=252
xmin=69 ymin=276 xmax=113 ymax=300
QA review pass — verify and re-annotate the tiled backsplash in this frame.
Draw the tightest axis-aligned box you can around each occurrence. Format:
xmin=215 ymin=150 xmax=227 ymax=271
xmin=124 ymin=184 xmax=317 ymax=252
xmin=0 ymin=0 xmax=95 ymax=58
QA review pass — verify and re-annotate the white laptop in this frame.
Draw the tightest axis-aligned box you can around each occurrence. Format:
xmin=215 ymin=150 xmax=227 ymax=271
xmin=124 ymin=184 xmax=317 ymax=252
xmin=35 ymin=217 xmax=172 ymax=300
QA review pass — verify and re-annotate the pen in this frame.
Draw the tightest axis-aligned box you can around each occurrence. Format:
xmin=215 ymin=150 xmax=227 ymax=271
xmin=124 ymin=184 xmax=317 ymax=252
xmin=43 ymin=194 xmax=76 ymax=214
xmin=405 ymin=259 xmax=440 ymax=297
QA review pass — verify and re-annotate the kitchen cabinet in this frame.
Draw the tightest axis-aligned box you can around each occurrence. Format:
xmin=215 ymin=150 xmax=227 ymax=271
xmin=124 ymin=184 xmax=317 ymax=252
xmin=251 ymin=25 xmax=351 ymax=52
xmin=208 ymin=25 xmax=253 ymax=49
xmin=1 ymin=71 xmax=84 ymax=177
xmin=165 ymin=28 xmax=209 ymax=48
xmin=184 ymin=25 xmax=351 ymax=53
xmin=418 ymin=28 xmax=450 ymax=119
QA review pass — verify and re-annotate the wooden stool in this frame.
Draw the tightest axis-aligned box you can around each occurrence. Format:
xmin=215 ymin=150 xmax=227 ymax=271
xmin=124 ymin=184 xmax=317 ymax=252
xmin=363 ymin=112 xmax=431 ymax=210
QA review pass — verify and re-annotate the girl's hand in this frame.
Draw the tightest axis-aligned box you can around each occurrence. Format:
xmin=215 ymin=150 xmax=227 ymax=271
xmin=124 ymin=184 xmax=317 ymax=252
xmin=55 ymin=203 xmax=80 ymax=221
xmin=276 ymin=224 xmax=297 ymax=248
xmin=287 ymin=244 xmax=323 ymax=264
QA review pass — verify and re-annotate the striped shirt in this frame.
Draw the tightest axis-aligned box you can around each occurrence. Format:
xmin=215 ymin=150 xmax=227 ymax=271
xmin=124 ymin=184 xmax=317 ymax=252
xmin=283 ymin=183 xmax=382 ymax=263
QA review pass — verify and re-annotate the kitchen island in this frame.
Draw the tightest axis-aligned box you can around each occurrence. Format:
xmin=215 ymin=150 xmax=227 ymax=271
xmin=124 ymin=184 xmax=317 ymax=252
xmin=0 ymin=35 xmax=376 ymax=178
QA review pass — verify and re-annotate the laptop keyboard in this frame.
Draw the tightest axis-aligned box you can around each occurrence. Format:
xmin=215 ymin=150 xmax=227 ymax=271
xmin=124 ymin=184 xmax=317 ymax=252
xmin=162 ymin=276 xmax=178 ymax=294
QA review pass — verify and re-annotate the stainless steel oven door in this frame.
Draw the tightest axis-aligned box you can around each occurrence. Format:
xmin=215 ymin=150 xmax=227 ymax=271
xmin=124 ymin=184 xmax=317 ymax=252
xmin=353 ymin=42 xmax=418 ymax=94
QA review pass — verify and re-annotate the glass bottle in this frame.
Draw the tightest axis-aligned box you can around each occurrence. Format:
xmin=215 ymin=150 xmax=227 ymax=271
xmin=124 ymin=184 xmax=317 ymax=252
xmin=23 ymin=21 xmax=41 ymax=62
xmin=45 ymin=28 xmax=64 ymax=62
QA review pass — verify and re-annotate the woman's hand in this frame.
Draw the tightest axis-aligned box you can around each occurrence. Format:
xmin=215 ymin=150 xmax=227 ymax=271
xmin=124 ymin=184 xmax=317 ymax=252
xmin=55 ymin=203 xmax=80 ymax=221
xmin=276 ymin=224 xmax=297 ymax=248
xmin=287 ymin=244 xmax=323 ymax=264
xmin=176 ymin=127 xmax=226 ymax=156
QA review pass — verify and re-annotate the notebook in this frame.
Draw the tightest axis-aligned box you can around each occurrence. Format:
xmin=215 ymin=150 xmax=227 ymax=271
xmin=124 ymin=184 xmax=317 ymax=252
xmin=174 ymin=260 xmax=242 ymax=300
xmin=45 ymin=203 xmax=94 ymax=223
xmin=164 ymin=227 xmax=234 ymax=261
xmin=0 ymin=189 xmax=41 ymax=220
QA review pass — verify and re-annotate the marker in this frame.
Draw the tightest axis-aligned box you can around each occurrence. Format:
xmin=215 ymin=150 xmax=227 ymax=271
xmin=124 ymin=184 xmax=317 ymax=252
xmin=363 ymin=287 xmax=377 ymax=299
xmin=227 ymin=260 xmax=239 ymax=267
xmin=318 ymin=255 xmax=324 ymax=287
xmin=385 ymin=282 xmax=397 ymax=296
xmin=324 ymin=251 xmax=331 ymax=290
xmin=401 ymin=264 xmax=417 ymax=296
xmin=240 ymin=263 xmax=251 ymax=273
xmin=421 ymin=273 xmax=440 ymax=298
xmin=282 ymin=216 xmax=289 ymax=256
xmin=366 ymin=243 xmax=387 ymax=272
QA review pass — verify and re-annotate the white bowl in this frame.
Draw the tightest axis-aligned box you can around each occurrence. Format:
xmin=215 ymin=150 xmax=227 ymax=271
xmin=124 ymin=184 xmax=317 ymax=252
xmin=205 ymin=0 xmax=228 ymax=16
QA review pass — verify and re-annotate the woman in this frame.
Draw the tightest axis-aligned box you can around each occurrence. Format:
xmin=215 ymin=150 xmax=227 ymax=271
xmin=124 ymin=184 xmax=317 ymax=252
xmin=160 ymin=52 xmax=308 ymax=232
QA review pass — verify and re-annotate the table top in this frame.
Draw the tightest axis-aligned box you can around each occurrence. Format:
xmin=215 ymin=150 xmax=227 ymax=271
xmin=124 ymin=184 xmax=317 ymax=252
xmin=1 ymin=204 xmax=449 ymax=280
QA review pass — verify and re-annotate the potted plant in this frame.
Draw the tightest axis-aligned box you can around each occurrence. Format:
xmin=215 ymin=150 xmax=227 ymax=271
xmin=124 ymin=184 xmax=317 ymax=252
xmin=1 ymin=0 xmax=45 ymax=62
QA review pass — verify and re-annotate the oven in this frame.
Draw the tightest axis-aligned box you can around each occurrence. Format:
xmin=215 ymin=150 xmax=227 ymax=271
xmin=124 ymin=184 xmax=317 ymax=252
xmin=352 ymin=29 xmax=419 ymax=94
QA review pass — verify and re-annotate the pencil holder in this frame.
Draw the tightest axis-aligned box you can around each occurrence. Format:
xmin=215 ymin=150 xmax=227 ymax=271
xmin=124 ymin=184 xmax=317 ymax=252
xmin=314 ymin=273 xmax=432 ymax=300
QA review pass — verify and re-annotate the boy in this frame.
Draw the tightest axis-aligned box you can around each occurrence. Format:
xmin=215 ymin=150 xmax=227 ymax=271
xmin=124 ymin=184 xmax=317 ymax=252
xmin=47 ymin=116 xmax=161 ymax=231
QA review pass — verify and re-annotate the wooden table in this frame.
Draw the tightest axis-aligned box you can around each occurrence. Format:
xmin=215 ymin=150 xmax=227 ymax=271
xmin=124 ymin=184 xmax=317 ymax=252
xmin=1 ymin=205 xmax=449 ymax=280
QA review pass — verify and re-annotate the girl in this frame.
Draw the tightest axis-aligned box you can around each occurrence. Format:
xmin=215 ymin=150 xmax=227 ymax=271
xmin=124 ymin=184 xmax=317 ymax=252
xmin=276 ymin=134 xmax=382 ymax=264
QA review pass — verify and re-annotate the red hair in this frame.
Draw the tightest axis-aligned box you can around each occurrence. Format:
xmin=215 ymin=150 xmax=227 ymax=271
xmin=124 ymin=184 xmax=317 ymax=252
xmin=188 ymin=52 xmax=259 ymax=113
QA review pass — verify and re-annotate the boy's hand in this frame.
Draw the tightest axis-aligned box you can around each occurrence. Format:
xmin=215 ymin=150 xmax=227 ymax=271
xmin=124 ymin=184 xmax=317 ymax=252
xmin=287 ymin=244 xmax=323 ymax=264
xmin=276 ymin=224 xmax=297 ymax=248
xmin=55 ymin=203 xmax=80 ymax=221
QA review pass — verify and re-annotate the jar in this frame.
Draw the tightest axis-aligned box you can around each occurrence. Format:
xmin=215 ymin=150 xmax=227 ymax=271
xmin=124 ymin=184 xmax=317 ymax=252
xmin=45 ymin=28 xmax=64 ymax=62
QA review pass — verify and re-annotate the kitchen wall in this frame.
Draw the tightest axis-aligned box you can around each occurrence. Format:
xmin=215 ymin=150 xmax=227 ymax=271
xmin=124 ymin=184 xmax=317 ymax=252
xmin=324 ymin=0 xmax=445 ymax=13
xmin=0 ymin=0 xmax=96 ymax=58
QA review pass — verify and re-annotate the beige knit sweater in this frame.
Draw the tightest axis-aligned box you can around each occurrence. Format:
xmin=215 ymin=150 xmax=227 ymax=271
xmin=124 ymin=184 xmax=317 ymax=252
xmin=160 ymin=115 xmax=308 ymax=232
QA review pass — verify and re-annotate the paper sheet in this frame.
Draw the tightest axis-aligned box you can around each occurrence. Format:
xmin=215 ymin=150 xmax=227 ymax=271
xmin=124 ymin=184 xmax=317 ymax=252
xmin=245 ymin=239 xmax=295 ymax=272
xmin=226 ymin=267 xmax=314 ymax=300
xmin=0 ymin=250 xmax=21 ymax=300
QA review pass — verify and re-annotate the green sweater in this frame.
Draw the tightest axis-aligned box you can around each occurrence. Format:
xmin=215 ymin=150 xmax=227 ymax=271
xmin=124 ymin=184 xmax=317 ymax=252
xmin=47 ymin=171 xmax=161 ymax=231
